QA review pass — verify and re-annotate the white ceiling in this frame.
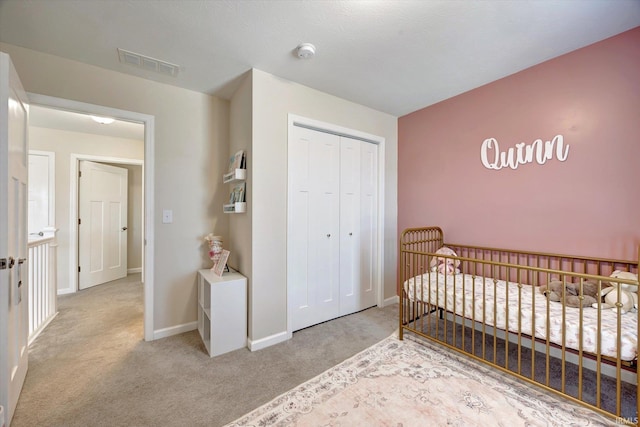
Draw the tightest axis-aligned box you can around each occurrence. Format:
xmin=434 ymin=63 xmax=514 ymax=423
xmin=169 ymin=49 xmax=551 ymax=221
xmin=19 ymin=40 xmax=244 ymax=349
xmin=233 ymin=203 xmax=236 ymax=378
xmin=28 ymin=105 xmax=144 ymax=140
xmin=1 ymin=0 xmax=640 ymax=118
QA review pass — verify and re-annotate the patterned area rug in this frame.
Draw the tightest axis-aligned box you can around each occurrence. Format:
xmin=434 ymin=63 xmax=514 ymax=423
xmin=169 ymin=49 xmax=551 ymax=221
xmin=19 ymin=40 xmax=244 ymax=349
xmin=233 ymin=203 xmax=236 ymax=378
xmin=226 ymin=333 xmax=618 ymax=427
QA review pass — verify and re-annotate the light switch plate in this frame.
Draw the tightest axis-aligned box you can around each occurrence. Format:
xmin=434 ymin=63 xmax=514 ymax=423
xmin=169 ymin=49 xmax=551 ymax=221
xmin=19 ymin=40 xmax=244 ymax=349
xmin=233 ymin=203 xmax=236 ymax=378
xmin=162 ymin=209 xmax=173 ymax=224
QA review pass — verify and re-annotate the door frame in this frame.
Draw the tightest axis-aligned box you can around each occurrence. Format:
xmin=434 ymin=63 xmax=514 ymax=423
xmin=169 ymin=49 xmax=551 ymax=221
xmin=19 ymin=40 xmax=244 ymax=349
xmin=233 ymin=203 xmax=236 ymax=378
xmin=27 ymin=93 xmax=156 ymax=342
xmin=73 ymin=156 xmax=140 ymax=291
xmin=286 ymin=114 xmax=386 ymax=338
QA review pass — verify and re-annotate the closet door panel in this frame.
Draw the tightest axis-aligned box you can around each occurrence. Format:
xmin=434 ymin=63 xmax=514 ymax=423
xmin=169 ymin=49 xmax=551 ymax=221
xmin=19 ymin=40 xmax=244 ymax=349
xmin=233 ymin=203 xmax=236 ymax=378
xmin=310 ymin=132 xmax=340 ymax=325
xmin=358 ymin=141 xmax=378 ymax=309
xmin=339 ymin=138 xmax=361 ymax=315
xmin=290 ymin=126 xmax=340 ymax=331
xmin=289 ymin=129 xmax=312 ymax=330
xmin=289 ymin=188 xmax=311 ymax=328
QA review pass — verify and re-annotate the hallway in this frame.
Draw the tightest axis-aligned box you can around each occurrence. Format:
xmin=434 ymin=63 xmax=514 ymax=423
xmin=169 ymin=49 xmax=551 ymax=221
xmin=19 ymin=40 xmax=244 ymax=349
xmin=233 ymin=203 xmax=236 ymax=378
xmin=12 ymin=273 xmax=398 ymax=427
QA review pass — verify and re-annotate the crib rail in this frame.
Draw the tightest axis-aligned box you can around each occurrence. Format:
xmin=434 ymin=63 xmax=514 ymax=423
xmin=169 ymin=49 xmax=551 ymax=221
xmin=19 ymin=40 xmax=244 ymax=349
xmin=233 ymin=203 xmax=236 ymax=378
xmin=399 ymin=226 xmax=640 ymax=425
xmin=27 ymin=234 xmax=58 ymax=345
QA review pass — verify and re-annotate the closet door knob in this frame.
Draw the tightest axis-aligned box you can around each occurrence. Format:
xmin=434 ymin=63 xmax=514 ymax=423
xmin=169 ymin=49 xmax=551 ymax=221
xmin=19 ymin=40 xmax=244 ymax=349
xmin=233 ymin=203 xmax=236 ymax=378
xmin=349 ymin=232 xmax=353 ymax=236
xmin=326 ymin=234 xmax=331 ymax=238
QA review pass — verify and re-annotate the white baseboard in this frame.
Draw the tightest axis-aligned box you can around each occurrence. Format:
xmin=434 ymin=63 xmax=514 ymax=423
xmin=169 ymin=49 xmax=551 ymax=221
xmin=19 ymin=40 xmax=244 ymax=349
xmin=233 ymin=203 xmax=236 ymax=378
xmin=153 ymin=321 xmax=197 ymax=340
xmin=57 ymin=287 xmax=75 ymax=296
xmin=248 ymin=330 xmax=290 ymax=351
xmin=383 ymin=295 xmax=399 ymax=306
xmin=127 ymin=267 xmax=142 ymax=274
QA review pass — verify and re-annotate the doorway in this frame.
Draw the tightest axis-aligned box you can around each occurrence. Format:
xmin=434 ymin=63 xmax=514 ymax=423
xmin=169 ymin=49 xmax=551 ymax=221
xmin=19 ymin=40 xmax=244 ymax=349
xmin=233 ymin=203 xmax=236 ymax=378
xmin=77 ymin=159 xmax=133 ymax=290
xmin=27 ymin=93 xmax=156 ymax=341
xmin=71 ymin=157 xmax=142 ymax=291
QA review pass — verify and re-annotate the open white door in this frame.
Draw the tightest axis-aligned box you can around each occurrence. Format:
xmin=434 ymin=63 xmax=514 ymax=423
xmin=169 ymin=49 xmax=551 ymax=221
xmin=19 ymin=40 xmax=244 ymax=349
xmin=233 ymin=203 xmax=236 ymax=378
xmin=0 ymin=52 xmax=29 ymax=427
xmin=78 ymin=160 xmax=128 ymax=290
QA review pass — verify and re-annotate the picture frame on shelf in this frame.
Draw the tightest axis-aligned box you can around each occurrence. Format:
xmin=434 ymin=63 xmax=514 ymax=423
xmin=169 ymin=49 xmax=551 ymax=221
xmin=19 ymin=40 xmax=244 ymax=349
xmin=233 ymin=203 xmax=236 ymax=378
xmin=212 ymin=249 xmax=230 ymax=276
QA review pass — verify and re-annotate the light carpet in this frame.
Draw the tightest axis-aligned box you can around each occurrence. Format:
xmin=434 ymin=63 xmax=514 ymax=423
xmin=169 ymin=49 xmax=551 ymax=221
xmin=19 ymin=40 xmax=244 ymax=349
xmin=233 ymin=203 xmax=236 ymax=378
xmin=226 ymin=333 xmax=616 ymax=427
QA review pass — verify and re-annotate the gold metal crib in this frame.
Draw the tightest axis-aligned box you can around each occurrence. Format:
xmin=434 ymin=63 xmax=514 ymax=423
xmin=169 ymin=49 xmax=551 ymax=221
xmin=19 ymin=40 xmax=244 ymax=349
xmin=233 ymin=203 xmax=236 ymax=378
xmin=399 ymin=226 xmax=639 ymax=425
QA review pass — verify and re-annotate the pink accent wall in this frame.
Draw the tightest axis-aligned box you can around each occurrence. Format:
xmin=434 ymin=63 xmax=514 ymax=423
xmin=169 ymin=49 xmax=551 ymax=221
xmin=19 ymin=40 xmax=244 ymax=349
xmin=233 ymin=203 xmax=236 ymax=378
xmin=398 ymin=27 xmax=640 ymax=261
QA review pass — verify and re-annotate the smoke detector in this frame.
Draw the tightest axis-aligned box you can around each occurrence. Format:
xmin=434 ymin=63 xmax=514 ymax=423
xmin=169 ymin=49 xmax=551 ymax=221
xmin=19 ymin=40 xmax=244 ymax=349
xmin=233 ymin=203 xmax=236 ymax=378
xmin=296 ymin=43 xmax=316 ymax=59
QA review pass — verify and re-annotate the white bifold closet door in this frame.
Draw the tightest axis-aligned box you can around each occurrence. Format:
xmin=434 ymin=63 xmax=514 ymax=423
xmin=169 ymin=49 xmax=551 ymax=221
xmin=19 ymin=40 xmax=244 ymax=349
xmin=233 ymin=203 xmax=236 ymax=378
xmin=339 ymin=137 xmax=378 ymax=315
xmin=289 ymin=125 xmax=378 ymax=332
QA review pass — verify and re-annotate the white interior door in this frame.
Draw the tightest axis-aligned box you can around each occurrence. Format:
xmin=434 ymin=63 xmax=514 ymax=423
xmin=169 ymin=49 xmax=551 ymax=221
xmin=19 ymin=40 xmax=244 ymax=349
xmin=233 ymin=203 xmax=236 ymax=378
xmin=0 ymin=51 xmax=29 ymax=427
xmin=78 ymin=160 xmax=128 ymax=290
xmin=289 ymin=126 xmax=340 ymax=331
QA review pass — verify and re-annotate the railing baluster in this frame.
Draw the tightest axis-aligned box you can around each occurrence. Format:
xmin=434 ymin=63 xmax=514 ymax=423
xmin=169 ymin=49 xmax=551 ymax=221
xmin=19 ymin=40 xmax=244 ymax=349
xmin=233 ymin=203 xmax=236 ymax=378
xmin=27 ymin=234 xmax=58 ymax=345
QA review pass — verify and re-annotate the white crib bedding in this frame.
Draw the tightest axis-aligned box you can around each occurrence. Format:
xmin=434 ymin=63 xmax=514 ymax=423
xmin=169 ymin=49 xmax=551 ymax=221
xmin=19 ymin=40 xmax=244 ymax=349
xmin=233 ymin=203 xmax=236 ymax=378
xmin=404 ymin=272 xmax=638 ymax=361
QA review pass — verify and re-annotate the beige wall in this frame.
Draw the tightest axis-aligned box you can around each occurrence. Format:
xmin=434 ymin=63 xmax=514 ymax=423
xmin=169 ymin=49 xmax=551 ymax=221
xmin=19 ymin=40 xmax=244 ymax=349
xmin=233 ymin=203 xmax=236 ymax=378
xmin=29 ymin=126 xmax=143 ymax=294
xmin=2 ymin=43 xmax=230 ymax=334
xmin=3 ymin=43 xmax=398 ymax=345
xmin=228 ymin=72 xmax=252 ymax=279
xmin=248 ymin=69 xmax=398 ymax=345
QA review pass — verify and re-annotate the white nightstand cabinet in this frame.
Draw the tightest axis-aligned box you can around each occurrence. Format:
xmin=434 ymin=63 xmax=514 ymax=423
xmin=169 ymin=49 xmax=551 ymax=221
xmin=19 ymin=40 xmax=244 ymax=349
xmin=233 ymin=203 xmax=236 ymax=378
xmin=197 ymin=269 xmax=247 ymax=357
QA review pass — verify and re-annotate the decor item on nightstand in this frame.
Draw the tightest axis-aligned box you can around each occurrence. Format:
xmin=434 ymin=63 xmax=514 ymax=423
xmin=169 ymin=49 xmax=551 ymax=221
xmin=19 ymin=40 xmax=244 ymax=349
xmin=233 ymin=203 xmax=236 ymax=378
xmin=205 ymin=234 xmax=223 ymax=267
xmin=212 ymin=249 xmax=230 ymax=277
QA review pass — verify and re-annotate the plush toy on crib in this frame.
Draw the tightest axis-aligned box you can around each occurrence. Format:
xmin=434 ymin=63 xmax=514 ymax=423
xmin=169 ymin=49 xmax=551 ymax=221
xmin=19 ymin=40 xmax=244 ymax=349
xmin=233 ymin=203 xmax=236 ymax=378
xmin=591 ymin=270 xmax=639 ymax=314
xmin=430 ymin=246 xmax=460 ymax=275
xmin=539 ymin=280 xmax=601 ymax=308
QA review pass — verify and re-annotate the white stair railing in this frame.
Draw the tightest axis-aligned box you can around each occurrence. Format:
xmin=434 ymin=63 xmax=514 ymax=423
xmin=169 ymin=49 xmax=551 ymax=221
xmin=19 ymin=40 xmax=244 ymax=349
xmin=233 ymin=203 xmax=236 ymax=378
xmin=27 ymin=228 xmax=58 ymax=345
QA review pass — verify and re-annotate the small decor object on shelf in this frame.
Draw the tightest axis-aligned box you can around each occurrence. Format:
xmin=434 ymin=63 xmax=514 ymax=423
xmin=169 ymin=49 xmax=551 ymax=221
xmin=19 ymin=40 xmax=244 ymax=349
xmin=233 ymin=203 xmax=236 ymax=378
xmin=228 ymin=150 xmax=246 ymax=173
xmin=205 ymin=234 xmax=223 ymax=267
xmin=230 ymin=182 xmax=246 ymax=204
xmin=212 ymin=249 xmax=230 ymax=276
xmin=223 ymin=149 xmax=247 ymax=214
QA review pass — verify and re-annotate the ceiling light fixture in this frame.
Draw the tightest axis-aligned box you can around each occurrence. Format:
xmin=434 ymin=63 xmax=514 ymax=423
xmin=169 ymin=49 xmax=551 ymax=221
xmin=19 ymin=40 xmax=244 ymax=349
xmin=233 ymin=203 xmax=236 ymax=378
xmin=90 ymin=115 xmax=115 ymax=125
xmin=295 ymin=43 xmax=316 ymax=59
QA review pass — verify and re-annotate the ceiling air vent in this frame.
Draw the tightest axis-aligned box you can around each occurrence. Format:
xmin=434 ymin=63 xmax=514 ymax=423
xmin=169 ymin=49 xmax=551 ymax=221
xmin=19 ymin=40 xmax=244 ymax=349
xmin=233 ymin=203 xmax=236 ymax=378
xmin=117 ymin=48 xmax=179 ymax=77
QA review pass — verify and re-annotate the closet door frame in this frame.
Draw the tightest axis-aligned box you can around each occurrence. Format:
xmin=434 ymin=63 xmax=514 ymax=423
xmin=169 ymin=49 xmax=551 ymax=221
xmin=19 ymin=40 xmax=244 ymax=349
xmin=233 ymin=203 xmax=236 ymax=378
xmin=286 ymin=114 xmax=385 ymax=337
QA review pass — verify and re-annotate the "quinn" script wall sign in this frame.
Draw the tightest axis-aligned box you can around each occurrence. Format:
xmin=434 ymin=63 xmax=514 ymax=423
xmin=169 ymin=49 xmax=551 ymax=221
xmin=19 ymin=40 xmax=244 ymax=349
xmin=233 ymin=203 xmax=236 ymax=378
xmin=480 ymin=134 xmax=569 ymax=170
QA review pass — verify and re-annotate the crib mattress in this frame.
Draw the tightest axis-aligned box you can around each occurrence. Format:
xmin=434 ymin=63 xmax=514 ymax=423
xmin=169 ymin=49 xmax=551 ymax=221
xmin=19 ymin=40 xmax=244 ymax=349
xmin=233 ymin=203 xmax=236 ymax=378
xmin=404 ymin=272 xmax=638 ymax=361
